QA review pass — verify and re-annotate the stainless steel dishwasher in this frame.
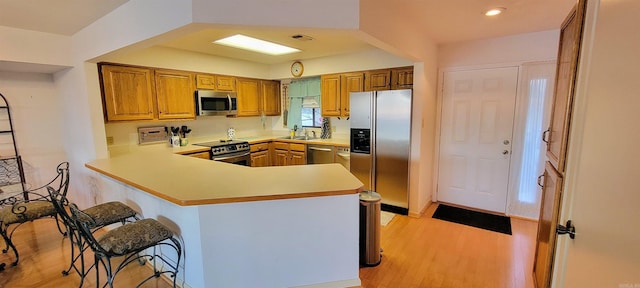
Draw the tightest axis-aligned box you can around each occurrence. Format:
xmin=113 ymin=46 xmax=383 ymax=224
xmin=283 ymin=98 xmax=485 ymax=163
xmin=307 ymin=145 xmax=335 ymax=165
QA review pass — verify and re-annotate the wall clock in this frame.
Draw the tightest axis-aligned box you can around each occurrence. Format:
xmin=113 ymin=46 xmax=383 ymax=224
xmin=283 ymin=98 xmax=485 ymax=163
xmin=291 ymin=61 xmax=304 ymax=77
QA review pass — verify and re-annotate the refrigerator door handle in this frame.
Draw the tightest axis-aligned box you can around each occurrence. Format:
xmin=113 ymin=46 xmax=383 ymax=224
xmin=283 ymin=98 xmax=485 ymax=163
xmin=370 ymin=92 xmax=376 ymax=191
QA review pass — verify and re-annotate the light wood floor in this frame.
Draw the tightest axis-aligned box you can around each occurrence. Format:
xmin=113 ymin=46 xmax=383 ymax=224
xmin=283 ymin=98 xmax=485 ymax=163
xmin=0 ymin=219 xmax=173 ymax=288
xmin=360 ymin=203 xmax=538 ymax=288
xmin=0 ymin=203 xmax=537 ymax=288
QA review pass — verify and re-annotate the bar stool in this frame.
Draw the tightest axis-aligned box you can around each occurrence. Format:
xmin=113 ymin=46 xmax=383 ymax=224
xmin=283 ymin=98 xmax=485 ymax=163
xmin=68 ymin=200 xmax=182 ymax=288
xmin=48 ymin=186 xmax=139 ymax=286
xmin=0 ymin=162 xmax=70 ymax=267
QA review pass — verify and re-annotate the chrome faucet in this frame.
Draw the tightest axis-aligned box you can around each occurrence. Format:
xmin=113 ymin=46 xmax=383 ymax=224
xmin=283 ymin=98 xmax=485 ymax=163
xmin=304 ymin=129 xmax=309 ymax=140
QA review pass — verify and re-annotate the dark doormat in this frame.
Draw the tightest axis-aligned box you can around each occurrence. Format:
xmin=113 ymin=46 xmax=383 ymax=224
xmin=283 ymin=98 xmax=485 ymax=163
xmin=432 ymin=204 xmax=512 ymax=235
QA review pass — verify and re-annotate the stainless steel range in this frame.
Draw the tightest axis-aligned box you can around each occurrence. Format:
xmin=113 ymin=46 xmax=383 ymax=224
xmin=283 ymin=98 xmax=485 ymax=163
xmin=193 ymin=140 xmax=251 ymax=166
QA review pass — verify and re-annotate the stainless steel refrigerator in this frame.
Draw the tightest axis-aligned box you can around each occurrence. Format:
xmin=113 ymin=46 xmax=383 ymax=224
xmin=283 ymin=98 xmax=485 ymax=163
xmin=350 ymin=89 xmax=412 ymax=215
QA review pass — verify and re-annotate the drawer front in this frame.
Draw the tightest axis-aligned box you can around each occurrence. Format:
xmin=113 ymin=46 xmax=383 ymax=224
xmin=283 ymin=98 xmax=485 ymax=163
xmin=251 ymin=142 xmax=270 ymax=152
xmin=272 ymin=142 xmax=289 ymax=151
xmin=290 ymin=143 xmax=306 ymax=152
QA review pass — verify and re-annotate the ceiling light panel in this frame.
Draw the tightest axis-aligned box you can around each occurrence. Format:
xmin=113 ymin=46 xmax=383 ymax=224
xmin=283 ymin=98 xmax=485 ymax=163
xmin=484 ymin=7 xmax=506 ymax=16
xmin=213 ymin=34 xmax=300 ymax=55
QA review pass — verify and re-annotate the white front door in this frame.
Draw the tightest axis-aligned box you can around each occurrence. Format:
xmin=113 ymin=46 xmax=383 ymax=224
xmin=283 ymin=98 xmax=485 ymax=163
xmin=438 ymin=67 xmax=518 ymax=213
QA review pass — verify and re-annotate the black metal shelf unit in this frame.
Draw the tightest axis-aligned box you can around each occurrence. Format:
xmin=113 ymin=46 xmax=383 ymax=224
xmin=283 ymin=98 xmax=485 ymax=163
xmin=0 ymin=92 xmax=27 ymax=206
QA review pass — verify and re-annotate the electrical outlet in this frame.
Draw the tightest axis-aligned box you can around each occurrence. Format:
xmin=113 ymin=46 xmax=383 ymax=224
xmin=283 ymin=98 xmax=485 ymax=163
xmin=106 ymin=136 xmax=114 ymax=145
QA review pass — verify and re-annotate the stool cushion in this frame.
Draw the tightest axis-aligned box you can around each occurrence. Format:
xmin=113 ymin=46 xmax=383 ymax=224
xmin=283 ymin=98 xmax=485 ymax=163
xmin=0 ymin=201 xmax=56 ymax=225
xmin=82 ymin=201 xmax=137 ymax=228
xmin=97 ymin=219 xmax=174 ymax=255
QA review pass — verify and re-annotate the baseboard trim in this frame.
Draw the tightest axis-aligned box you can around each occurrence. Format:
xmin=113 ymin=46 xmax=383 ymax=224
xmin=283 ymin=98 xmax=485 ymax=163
xmin=292 ymin=278 xmax=362 ymax=288
xmin=381 ymin=203 xmax=408 ymax=215
xmin=409 ymin=201 xmax=433 ymax=218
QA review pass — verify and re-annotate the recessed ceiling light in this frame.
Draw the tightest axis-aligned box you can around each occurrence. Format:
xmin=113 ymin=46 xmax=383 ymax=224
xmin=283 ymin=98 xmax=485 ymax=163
xmin=484 ymin=7 xmax=506 ymax=16
xmin=213 ymin=34 xmax=300 ymax=56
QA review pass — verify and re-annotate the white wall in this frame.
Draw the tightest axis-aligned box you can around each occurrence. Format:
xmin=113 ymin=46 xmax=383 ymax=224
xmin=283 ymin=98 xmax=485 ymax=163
xmin=0 ymin=71 xmax=67 ymax=186
xmin=0 ymin=26 xmax=72 ymax=68
xmin=192 ymin=0 xmax=359 ymax=29
xmin=438 ymin=30 xmax=560 ymax=67
xmin=268 ymin=48 xmax=413 ymax=80
xmin=554 ymin=0 xmax=640 ymax=286
xmin=101 ymin=46 xmax=271 ymax=79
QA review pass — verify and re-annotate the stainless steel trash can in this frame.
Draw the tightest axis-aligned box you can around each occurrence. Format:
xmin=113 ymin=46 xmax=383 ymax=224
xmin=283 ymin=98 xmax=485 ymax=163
xmin=359 ymin=190 xmax=381 ymax=266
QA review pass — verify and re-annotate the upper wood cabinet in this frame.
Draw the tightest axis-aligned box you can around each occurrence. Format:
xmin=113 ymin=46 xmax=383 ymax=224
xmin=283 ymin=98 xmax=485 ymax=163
xmin=545 ymin=3 xmax=585 ymax=173
xmin=321 ymin=74 xmax=341 ymax=117
xmin=391 ymin=67 xmax=414 ymax=90
xmin=365 ymin=69 xmax=391 ymax=91
xmin=261 ymin=80 xmax=281 ymax=116
xmin=216 ymin=75 xmax=236 ymax=91
xmin=196 ymin=74 xmax=237 ymax=91
xmin=237 ymin=78 xmax=281 ymax=117
xmin=321 ymin=72 xmax=363 ymax=117
xmin=155 ymin=69 xmax=196 ymax=120
xmin=195 ymin=74 xmax=216 ymax=90
xmin=341 ymin=72 xmax=364 ymax=117
xmin=100 ymin=65 xmax=156 ymax=121
xmin=236 ymin=78 xmax=261 ymax=117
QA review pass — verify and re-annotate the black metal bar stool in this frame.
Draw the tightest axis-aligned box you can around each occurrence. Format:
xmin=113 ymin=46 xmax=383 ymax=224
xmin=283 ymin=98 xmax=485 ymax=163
xmin=68 ymin=200 xmax=182 ymax=288
xmin=0 ymin=162 xmax=70 ymax=268
xmin=48 ymin=186 xmax=139 ymax=286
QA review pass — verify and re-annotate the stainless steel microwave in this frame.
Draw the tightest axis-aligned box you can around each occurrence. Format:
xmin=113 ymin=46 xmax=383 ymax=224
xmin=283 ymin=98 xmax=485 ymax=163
xmin=195 ymin=90 xmax=238 ymax=116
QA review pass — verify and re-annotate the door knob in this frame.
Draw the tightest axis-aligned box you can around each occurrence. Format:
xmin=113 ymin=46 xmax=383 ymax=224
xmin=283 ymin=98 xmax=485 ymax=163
xmin=556 ymin=220 xmax=576 ymax=239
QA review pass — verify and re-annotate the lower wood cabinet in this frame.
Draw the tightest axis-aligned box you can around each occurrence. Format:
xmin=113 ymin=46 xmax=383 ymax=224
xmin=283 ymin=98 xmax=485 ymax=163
xmin=185 ymin=151 xmax=211 ymax=160
xmin=271 ymin=142 xmax=306 ymax=166
xmin=250 ymin=142 xmax=271 ymax=167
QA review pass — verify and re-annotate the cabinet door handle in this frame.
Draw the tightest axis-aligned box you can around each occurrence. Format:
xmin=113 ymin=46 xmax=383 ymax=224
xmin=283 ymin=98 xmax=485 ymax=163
xmin=309 ymin=147 xmax=333 ymax=152
xmin=537 ymin=174 xmax=545 ymax=188
xmin=542 ymin=129 xmax=550 ymax=144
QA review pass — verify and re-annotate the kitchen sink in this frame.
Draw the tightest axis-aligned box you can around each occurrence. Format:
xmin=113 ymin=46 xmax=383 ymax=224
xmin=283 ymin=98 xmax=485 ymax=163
xmin=277 ymin=136 xmax=312 ymax=141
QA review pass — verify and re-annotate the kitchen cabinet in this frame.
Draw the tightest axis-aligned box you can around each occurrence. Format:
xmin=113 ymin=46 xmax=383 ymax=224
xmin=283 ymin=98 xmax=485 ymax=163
xmin=250 ymin=142 xmax=271 ymax=167
xmin=365 ymin=69 xmax=391 ymax=91
xmin=236 ymin=78 xmax=261 ymax=117
xmin=100 ymin=65 xmax=155 ymax=121
xmin=196 ymin=74 xmax=237 ymax=91
xmin=260 ymin=80 xmax=281 ymax=116
xmin=321 ymin=72 xmax=363 ymax=118
xmin=251 ymin=151 xmax=270 ymax=167
xmin=533 ymin=162 xmax=564 ymax=288
xmin=185 ymin=151 xmax=211 ymax=160
xmin=237 ymin=78 xmax=281 ymax=117
xmin=320 ymin=74 xmax=341 ymax=117
xmin=391 ymin=66 xmax=414 ymax=90
xmin=272 ymin=141 xmax=306 ymax=166
xmin=544 ymin=7 xmax=583 ymax=173
xmin=100 ymin=64 xmax=197 ymax=122
xmin=154 ymin=69 xmax=196 ymax=120
xmin=216 ymin=75 xmax=236 ymax=91
xmin=533 ymin=3 xmax=586 ymax=287
xmin=195 ymin=74 xmax=216 ymax=90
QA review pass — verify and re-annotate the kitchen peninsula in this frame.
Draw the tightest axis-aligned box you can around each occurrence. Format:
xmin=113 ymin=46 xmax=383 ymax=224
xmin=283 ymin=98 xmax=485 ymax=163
xmin=85 ymin=148 xmax=363 ymax=288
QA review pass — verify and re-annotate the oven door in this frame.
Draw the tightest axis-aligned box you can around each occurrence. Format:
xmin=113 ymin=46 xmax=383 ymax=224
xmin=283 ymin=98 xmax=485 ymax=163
xmin=212 ymin=151 xmax=251 ymax=166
